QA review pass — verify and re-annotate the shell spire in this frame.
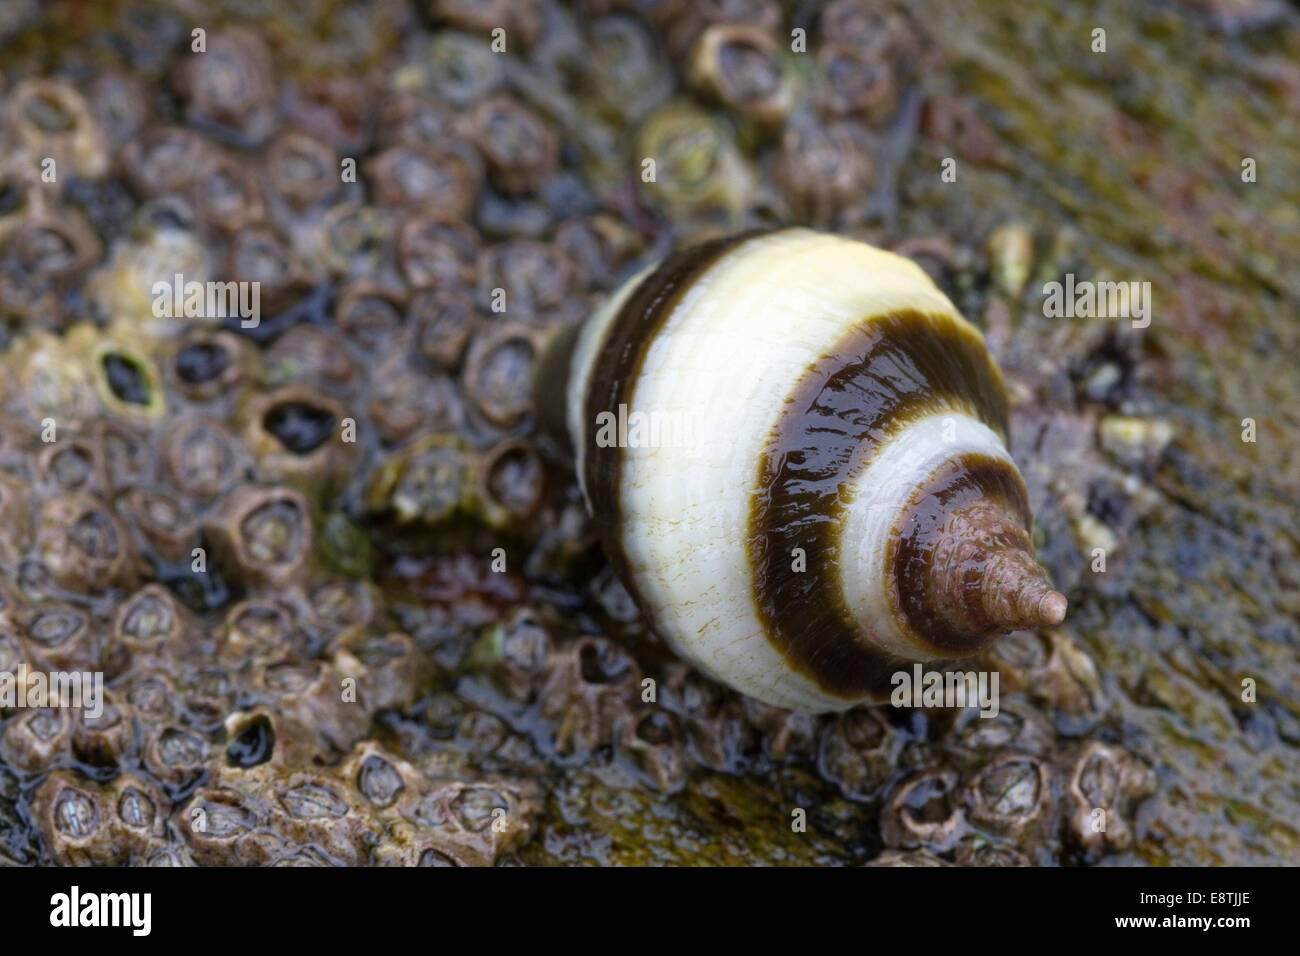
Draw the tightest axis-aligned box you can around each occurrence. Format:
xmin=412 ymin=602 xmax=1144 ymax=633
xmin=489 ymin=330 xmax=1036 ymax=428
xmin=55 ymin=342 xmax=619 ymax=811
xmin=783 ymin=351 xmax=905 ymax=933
xmin=979 ymin=555 xmax=1068 ymax=631
xmin=908 ymin=499 xmax=1067 ymax=651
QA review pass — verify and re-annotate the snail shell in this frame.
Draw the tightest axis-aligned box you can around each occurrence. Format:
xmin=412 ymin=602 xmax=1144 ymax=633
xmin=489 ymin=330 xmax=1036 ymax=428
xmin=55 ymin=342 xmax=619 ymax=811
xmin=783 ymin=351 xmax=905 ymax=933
xmin=537 ymin=228 xmax=1066 ymax=713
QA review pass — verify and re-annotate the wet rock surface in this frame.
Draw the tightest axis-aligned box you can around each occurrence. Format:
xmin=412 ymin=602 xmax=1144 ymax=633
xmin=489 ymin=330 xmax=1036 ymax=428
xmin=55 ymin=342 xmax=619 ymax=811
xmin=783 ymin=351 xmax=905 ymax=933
xmin=0 ymin=0 xmax=1295 ymax=865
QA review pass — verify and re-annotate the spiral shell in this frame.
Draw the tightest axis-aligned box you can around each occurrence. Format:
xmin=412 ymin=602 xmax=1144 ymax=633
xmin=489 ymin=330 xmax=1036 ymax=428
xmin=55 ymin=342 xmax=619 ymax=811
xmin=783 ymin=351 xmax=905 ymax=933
xmin=539 ymin=228 xmax=1065 ymax=712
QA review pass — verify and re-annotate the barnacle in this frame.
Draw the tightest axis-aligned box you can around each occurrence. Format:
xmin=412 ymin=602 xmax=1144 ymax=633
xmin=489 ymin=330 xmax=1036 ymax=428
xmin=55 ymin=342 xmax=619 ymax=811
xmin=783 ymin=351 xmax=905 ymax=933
xmin=397 ymin=214 xmax=479 ymax=290
xmin=205 ymin=484 xmax=315 ymax=589
xmin=774 ymin=116 xmax=875 ymax=224
xmin=8 ymin=79 xmax=108 ymax=180
xmin=635 ymin=101 xmax=754 ymax=215
xmin=367 ymin=143 xmax=481 ymax=219
xmin=687 ymin=24 xmax=795 ymax=127
xmin=173 ymin=26 xmax=278 ymax=146
xmin=267 ymin=132 xmax=341 ymax=211
xmin=411 ymin=288 xmax=479 ymax=368
xmin=466 ymin=96 xmax=560 ymax=196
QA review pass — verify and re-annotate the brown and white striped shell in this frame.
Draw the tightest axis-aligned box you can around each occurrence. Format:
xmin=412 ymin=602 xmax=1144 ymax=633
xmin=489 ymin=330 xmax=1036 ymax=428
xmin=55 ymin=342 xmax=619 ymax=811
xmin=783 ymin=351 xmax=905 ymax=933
xmin=537 ymin=228 xmax=1066 ymax=713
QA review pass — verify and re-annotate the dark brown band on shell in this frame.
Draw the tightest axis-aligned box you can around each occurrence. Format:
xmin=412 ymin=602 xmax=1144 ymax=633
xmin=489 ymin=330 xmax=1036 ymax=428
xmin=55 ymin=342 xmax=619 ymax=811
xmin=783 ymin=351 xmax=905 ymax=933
xmin=581 ymin=229 xmax=766 ymax=555
xmin=747 ymin=310 xmax=1009 ymax=699
xmin=889 ymin=452 xmax=1033 ymax=656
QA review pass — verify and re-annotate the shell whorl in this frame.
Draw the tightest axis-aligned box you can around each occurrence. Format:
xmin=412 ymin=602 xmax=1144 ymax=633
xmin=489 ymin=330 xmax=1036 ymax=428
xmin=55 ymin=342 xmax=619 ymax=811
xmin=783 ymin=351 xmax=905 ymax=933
xmin=541 ymin=228 xmax=1065 ymax=712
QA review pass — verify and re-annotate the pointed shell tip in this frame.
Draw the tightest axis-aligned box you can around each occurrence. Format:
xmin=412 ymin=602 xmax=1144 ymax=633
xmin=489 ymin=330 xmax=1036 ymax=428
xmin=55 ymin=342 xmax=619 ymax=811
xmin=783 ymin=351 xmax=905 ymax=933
xmin=1039 ymin=590 xmax=1068 ymax=627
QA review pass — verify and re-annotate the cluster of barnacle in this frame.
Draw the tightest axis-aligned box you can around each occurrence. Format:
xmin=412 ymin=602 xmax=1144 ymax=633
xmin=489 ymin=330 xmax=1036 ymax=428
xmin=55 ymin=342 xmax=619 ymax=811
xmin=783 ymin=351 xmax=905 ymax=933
xmin=0 ymin=0 xmax=1157 ymax=866
xmin=851 ymin=631 xmax=1157 ymax=866
xmin=449 ymin=601 xmax=1153 ymax=863
xmin=864 ymin=737 xmax=1155 ymax=867
xmin=0 ymin=334 xmax=543 ymax=867
xmin=33 ymin=741 xmax=539 ymax=866
xmin=441 ymin=606 xmax=823 ymax=794
xmin=565 ymin=0 xmax=926 ymax=227
xmin=0 ymin=10 xmax=602 ymax=864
